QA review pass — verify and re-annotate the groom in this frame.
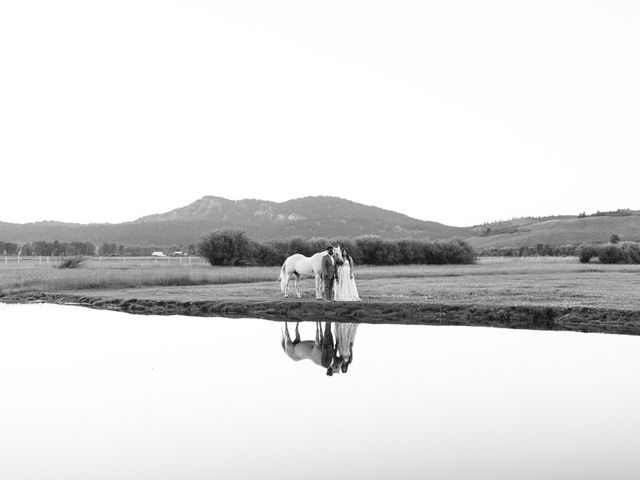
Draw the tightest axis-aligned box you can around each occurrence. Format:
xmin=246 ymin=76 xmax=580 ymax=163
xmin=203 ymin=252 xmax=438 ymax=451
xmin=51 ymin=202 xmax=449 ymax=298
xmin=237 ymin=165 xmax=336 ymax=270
xmin=320 ymin=245 xmax=339 ymax=301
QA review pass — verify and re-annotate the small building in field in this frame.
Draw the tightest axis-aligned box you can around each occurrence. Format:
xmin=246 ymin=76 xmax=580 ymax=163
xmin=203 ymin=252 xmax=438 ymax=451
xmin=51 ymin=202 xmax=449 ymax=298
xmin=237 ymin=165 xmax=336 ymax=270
xmin=151 ymin=251 xmax=165 ymax=257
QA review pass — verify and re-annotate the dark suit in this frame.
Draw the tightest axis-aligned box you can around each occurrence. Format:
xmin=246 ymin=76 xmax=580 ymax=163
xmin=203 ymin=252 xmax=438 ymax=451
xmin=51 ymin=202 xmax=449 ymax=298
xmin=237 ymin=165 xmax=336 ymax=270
xmin=321 ymin=253 xmax=337 ymax=300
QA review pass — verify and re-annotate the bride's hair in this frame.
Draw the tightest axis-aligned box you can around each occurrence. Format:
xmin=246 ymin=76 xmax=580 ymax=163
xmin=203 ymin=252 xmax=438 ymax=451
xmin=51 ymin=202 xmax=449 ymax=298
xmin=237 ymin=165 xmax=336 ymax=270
xmin=342 ymin=249 xmax=352 ymax=265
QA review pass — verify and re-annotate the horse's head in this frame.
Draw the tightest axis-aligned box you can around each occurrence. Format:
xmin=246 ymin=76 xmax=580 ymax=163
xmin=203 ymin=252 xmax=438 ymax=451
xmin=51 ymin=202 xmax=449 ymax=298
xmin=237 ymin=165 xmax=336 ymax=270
xmin=332 ymin=245 xmax=343 ymax=263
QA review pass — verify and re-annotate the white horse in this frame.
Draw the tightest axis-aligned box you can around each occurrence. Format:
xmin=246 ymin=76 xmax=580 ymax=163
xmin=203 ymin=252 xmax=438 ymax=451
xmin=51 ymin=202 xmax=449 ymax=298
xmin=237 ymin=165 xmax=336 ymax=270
xmin=278 ymin=246 xmax=342 ymax=299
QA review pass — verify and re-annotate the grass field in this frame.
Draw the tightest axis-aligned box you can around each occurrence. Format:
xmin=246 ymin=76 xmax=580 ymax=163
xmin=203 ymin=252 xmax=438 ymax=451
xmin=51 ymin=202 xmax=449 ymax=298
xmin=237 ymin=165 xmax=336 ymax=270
xmin=2 ymin=256 xmax=640 ymax=310
xmin=0 ymin=256 xmax=275 ymax=291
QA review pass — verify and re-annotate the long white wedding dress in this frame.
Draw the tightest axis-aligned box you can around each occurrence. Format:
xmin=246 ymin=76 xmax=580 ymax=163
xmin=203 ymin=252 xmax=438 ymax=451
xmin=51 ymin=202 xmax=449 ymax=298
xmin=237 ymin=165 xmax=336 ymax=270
xmin=334 ymin=260 xmax=361 ymax=301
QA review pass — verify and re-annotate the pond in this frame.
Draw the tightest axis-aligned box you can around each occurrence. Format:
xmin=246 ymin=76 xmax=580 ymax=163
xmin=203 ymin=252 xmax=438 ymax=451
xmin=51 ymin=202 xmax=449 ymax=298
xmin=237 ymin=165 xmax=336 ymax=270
xmin=1 ymin=303 xmax=640 ymax=479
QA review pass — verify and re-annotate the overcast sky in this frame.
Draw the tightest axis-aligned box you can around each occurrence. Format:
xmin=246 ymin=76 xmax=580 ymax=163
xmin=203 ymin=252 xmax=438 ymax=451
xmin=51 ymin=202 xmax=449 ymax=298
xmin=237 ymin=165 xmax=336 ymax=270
xmin=1 ymin=1 xmax=638 ymax=227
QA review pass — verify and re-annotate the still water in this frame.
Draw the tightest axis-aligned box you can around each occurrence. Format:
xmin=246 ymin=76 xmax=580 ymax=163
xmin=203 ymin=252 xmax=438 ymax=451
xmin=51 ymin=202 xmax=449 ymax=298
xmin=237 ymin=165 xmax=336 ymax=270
xmin=1 ymin=303 xmax=640 ymax=480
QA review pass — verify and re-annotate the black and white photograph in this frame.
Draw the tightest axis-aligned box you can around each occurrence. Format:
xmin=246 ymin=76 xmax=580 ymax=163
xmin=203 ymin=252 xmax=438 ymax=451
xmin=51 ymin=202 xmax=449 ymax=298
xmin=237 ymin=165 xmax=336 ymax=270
xmin=1 ymin=1 xmax=640 ymax=479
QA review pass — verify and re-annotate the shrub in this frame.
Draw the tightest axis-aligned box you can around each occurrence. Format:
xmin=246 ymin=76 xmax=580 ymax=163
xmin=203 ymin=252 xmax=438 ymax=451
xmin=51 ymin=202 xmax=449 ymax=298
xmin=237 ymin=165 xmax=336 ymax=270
xmin=620 ymin=242 xmax=640 ymax=264
xmin=576 ymin=244 xmax=600 ymax=263
xmin=252 ymin=242 xmax=282 ymax=266
xmin=576 ymin=241 xmax=640 ymax=264
xmin=445 ymin=239 xmax=477 ymax=264
xmin=198 ymin=230 xmax=254 ymax=266
xmin=52 ymin=255 xmax=86 ymax=269
xmin=598 ymin=244 xmax=628 ymax=264
xmin=354 ymin=235 xmax=384 ymax=265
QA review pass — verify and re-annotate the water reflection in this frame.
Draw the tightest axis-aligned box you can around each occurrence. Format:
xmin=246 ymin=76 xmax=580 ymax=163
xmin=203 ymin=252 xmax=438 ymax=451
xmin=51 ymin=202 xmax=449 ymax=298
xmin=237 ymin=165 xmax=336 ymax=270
xmin=281 ymin=321 xmax=359 ymax=375
xmin=4 ymin=304 xmax=640 ymax=479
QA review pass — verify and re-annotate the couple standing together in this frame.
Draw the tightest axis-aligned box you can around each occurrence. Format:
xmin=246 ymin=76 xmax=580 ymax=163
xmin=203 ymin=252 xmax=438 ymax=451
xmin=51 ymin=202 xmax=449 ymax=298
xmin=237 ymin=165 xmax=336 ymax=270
xmin=320 ymin=245 xmax=360 ymax=301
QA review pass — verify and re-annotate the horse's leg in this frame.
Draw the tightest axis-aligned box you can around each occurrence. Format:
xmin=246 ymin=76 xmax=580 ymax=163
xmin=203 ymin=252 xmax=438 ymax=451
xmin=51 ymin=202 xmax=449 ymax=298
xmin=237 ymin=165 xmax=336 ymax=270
xmin=283 ymin=272 xmax=290 ymax=298
xmin=281 ymin=322 xmax=290 ymax=351
xmin=294 ymin=273 xmax=301 ymax=298
xmin=315 ymin=274 xmax=322 ymax=300
xmin=323 ymin=322 xmax=332 ymax=344
xmin=283 ymin=322 xmax=291 ymax=341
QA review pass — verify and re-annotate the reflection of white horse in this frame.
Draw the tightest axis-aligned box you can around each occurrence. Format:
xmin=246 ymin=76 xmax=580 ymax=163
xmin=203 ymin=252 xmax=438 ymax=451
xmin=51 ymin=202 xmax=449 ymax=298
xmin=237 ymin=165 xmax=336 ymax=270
xmin=278 ymin=246 xmax=342 ymax=299
xmin=281 ymin=322 xmax=335 ymax=370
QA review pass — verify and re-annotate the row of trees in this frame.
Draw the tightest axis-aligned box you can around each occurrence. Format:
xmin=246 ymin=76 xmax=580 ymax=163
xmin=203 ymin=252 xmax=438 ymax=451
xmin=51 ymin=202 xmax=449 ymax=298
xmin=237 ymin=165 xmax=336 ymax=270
xmin=479 ymin=239 xmax=640 ymax=264
xmin=16 ymin=241 xmax=97 ymax=256
xmin=197 ymin=231 xmax=477 ymax=266
xmin=477 ymin=244 xmax=580 ymax=257
xmin=476 ymin=235 xmax=629 ymax=258
xmin=1 ymin=241 xmax=198 ymax=257
xmin=578 ymin=241 xmax=640 ymax=264
xmin=578 ymin=209 xmax=634 ymax=218
xmin=98 ymin=243 xmax=197 ymax=256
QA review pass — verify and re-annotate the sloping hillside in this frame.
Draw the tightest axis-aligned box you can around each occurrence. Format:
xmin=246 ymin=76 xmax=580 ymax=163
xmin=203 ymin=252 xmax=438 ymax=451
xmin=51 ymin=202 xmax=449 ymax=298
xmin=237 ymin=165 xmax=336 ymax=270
xmin=0 ymin=196 xmax=470 ymax=246
xmin=467 ymin=214 xmax=640 ymax=249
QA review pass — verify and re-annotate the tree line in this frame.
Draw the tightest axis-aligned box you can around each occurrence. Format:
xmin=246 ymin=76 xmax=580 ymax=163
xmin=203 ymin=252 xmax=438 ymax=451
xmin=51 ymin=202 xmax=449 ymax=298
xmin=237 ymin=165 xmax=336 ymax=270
xmin=477 ymin=244 xmax=580 ymax=257
xmin=197 ymin=230 xmax=477 ymax=266
xmin=577 ymin=241 xmax=640 ymax=264
xmin=4 ymin=241 xmax=97 ymax=256
xmin=477 ymin=239 xmax=640 ymax=264
xmin=7 ymin=235 xmax=639 ymax=265
xmin=578 ymin=209 xmax=635 ymax=218
xmin=1 ymin=240 xmax=110 ymax=256
xmin=96 ymin=243 xmax=196 ymax=257
xmin=0 ymin=241 xmax=198 ymax=257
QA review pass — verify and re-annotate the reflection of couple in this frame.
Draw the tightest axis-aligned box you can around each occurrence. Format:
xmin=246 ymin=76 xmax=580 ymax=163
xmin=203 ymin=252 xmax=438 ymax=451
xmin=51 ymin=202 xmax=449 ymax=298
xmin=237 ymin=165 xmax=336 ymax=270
xmin=281 ymin=321 xmax=359 ymax=375
xmin=329 ymin=322 xmax=358 ymax=375
xmin=321 ymin=246 xmax=361 ymax=301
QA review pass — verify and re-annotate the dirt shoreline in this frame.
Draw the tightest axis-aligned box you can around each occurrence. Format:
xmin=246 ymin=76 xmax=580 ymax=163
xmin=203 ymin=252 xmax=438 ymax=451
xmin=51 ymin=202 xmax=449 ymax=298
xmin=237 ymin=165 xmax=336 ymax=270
xmin=3 ymin=291 xmax=640 ymax=336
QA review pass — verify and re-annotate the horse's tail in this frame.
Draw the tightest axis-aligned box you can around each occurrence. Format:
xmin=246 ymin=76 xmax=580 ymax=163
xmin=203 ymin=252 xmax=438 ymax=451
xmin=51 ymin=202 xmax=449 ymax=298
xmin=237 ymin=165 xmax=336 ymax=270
xmin=279 ymin=260 xmax=287 ymax=293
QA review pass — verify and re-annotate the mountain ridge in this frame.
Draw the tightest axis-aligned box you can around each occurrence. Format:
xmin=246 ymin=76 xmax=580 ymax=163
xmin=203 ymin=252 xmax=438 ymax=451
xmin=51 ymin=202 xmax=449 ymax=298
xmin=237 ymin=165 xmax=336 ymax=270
xmin=0 ymin=195 xmax=469 ymax=246
xmin=3 ymin=197 xmax=640 ymax=249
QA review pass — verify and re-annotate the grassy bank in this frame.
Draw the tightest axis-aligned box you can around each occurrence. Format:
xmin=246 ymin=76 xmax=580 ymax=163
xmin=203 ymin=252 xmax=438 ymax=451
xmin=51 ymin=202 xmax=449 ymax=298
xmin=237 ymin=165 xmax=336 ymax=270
xmin=3 ymin=257 xmax=640 ymax=335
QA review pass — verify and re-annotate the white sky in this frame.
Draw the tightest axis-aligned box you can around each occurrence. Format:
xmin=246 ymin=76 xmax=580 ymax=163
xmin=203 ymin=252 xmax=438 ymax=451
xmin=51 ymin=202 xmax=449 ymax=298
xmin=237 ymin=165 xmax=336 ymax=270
xmin=1 ymin=1 xmax=639 ymax=227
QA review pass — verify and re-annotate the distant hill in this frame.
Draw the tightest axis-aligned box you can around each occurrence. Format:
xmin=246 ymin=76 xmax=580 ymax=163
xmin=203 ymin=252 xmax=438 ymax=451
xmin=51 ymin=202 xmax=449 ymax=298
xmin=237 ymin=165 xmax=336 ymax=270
xmin=0 ymin=196 xmax=470 ymax=247
xmin=467 ymin=213 xmax=640 ymax=249
xmin=3 ymin=198 xmax=639 ymax=250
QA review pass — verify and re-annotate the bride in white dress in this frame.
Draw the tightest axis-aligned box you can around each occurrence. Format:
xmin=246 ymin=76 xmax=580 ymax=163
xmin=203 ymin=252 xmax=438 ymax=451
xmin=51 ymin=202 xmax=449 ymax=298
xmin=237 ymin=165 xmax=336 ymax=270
xmin=334 ymin=248 xmax=361 ymax=301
